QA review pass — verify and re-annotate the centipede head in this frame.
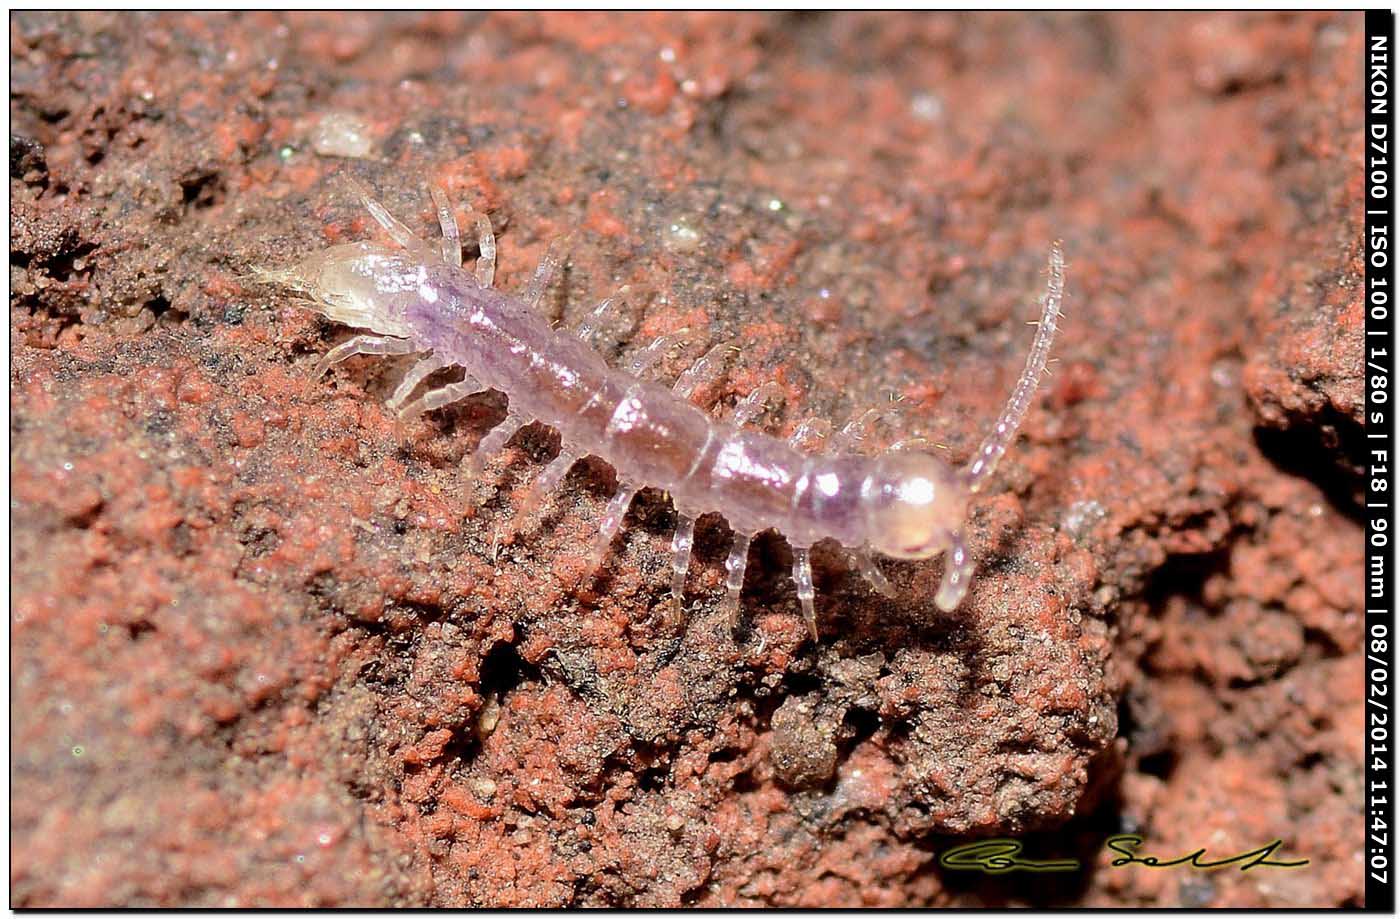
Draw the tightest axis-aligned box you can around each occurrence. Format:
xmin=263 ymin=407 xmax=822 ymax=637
xmin=862 ymin=450 xmax=969 ymax=560
xmin=251 ymin=241 xmax=416 ymax=338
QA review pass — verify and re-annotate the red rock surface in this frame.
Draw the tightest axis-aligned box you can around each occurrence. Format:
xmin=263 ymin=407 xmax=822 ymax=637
xmin=11 ymin=12 xmax=1363 ymax=907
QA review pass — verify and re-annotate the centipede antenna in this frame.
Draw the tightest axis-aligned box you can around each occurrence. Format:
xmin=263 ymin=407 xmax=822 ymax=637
xmin=962 ymin=241 xmax=1064 ymax=494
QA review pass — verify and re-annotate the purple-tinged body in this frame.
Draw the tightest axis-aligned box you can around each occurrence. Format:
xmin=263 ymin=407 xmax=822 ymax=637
xmin=401 ymin=262 xmax=871 ymax=546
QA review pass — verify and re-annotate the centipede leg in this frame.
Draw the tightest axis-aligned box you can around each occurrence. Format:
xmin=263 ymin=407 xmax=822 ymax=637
xmin=788 ymin=417 xmax=832 ymax=451
xmin=713 ymin=382 xmax=785 ymax=632
xmin=397 ymin=375 xmax=484 ymax=421
xmin=831 ymin=407 xmax=897 ymax=454
xmin=462 ymin=411 xmax=527 ymax=482
xmin=934 ymin=530 xmax=974 ymax=613
xmin=783 ymin=419 xmax=830 ymax=639
xmin=345 ymin=177 xmax=423 ymax=251
xmin=465 ymin=207 xmax=495 ymax=288
xmin=572 ymin=287 xmax=648 ymax=351
xmin=387 ymin=354 xmax=447 ymax=413
xmin=624 ymin=329 xmax=696 ymax=379
xmin=313 ymin=334 xmax=417 ymax=379
xmin=514 ymin=446 xmax=581 ymax=525
xmin=672 ymin=343 xmax=730 ymax=401
xmin=590 ymin=482 xmax=639 ymax=568
xmin=669 ymin=513 xmax=696 ymax=602
xmin=428 ymin=186 xmax=462 ymax=268
xmin=888 ymin=436 xmax=935 ymax=453
xmin=730 ymin=381 xmax=784 ymax=428
xmin=666 ymin=347 xmax=727 ymax=592
xmin=853 ymin=548 xmax=897 ymax=598
xmin=722 ymin=533 xmax=752 ymax=631
xmin=571 ymin=297 xmax=616 ymax=346
xmin=792 ymin=545 xmax=818 ymax=641
xmin=660 ymin=346 xmax=729 ymax=629
xmin=524 ymin=236 xmax=572 ymax=311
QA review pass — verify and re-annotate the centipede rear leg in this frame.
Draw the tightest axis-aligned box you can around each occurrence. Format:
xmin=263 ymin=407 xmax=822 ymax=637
xmin=672 ymin=342 xmax=730 ymax=401
xmin=721 ymin=534 xmax=752 ymax=632
xmin=668 ymin=513 xmax=697 ymax=611
xmin=934 ymin=531 xmax=973 ymax=613
xmin=587 ymin=480 xmax=640 ymax=568
xmin=730 ymin=381 xmax=784 ymax=429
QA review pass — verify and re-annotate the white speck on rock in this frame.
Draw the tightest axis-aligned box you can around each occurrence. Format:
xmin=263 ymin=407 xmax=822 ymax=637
xmin=312 ymin=113 xmax=375 ymax=159
xmin=1063 ymin=499 xmax=1107 ymax=537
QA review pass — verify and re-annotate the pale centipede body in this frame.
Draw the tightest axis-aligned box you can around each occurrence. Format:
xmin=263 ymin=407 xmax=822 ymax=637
xmin=257 ymin=179 xmax=1065 ymax=639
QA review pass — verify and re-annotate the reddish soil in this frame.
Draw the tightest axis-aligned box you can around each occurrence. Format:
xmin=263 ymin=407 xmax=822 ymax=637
xmin=11 ymin=12 xmax=1363 ymax=906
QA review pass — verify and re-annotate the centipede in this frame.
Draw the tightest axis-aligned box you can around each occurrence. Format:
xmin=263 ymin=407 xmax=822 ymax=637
xmin=256 ymin=178 xmax=1064 ymax=640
